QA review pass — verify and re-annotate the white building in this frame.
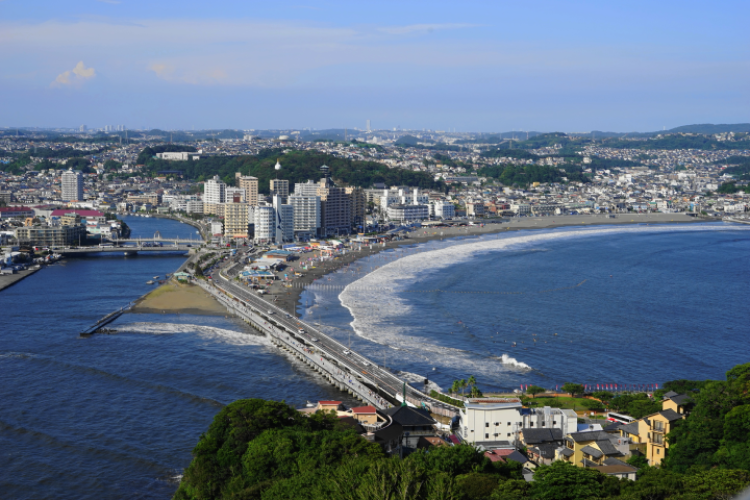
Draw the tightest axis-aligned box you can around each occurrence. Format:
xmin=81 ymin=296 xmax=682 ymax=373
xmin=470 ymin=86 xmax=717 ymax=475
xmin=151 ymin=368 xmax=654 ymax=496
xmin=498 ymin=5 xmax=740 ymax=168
xmin=288 ymin=194 xmax=320 ymax=239
xmin=204 ymin=176 xmax=226 ymax=205
xmin=379 ymin=188 xmax=429 ymax=213
xmin=387 ymin=204 xmax=429 ymax=222
xmin=156 ymin=151 xmax=190 ymax=161
xmin=457 ymin=400 xmax=578 ymax=447
xmin=226 ymin=187 xmax=246 ymax=203
xmin=510 ymin=203 xmax=531 ymax=215
xmin=431 ymin=201 xmax=455 ymax=219
xmin=185 ymin=201 xmax=203 ymax=215
xmin=252 ymin=205 xmax=275 ymax=244
xmin=272 ymin=195 xmax=295 ymax=243
xmin=61 ymin=169 xmax=83 ymax=201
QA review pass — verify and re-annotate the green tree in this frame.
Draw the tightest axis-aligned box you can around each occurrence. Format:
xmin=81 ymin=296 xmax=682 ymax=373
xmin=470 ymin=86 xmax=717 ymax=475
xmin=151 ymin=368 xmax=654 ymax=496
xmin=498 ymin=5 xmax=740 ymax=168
xmin=561 ymin=383 xmax=584 ymax=397
xmin=526 ymin=385 xmax=545 ymax=397
xmin=530 ymin=461 xmax=613 ymax=500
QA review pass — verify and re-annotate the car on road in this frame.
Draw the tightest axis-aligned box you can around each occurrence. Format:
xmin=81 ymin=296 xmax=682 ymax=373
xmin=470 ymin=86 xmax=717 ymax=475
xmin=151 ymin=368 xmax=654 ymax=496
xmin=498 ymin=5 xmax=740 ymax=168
xmin=343 ymin=349 xmax=351 ymax=355
xmin=298 ymin=328 xmax=305 ymax=333
xmin=311 ymin=338 xmax=319 ymax=342
xmin=267 ymin=309 xmax=274 ymax=315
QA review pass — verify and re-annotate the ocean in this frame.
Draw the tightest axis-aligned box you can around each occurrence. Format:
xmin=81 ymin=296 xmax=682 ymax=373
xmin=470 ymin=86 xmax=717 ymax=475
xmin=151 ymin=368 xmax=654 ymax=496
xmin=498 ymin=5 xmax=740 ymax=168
xmin=301 ymin=222 xmax=750 ymax=394
xmin=1 ymin=219 xmax=748 ymax=499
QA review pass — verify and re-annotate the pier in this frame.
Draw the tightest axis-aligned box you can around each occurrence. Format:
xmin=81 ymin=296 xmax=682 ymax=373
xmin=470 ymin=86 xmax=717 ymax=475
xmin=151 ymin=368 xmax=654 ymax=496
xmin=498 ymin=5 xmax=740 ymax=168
xmin=79 ymin=303 xmax=133 ymax=337
xmin=197 ymin=272 xmax=460 ymax=418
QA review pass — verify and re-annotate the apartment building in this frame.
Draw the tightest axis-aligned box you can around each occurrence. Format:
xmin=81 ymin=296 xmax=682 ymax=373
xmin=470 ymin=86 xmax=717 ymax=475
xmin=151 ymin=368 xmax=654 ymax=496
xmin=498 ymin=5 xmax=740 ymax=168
xmin=223 ymin=202 xmax=249 ymax=238
xmin=238 ymin=176 xmax=259 ymax=206
xmin=288 ymin=194 xmax=320 ymax=239
xmin=61 ymin=169 xmax=83 ymax=201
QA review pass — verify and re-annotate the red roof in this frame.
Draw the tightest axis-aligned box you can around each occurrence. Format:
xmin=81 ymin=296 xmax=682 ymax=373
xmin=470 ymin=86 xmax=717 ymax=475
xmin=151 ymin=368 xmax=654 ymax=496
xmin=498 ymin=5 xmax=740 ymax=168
xmin=51 ymin=209 xmax=104 ymax=217
xmin=484 ymin=451 xmax=506 ymax=463
xmin=0 ymin=206 xmax=33 ymax=212
xmin=318 ymin=401 xmax=342 ymax=405
xmin=351 ymin=406 xmax=377 ymax=414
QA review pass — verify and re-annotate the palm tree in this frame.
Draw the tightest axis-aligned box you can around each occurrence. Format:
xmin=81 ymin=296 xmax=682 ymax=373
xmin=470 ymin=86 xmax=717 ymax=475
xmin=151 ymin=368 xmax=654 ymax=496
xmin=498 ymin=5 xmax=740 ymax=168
xmin=459 ymin=379 xmax=467 ymax=396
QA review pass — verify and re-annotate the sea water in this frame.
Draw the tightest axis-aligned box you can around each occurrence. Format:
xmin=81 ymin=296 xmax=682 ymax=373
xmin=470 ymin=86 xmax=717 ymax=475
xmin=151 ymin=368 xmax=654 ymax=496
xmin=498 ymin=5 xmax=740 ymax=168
xmin=300 ymin=223 xmax=750 ymax=394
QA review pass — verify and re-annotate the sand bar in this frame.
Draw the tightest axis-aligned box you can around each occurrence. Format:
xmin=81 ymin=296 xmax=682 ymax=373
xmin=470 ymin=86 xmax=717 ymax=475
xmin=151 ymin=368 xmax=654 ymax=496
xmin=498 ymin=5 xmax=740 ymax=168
xmin=132 ymin=281 xmax=227 ymax=315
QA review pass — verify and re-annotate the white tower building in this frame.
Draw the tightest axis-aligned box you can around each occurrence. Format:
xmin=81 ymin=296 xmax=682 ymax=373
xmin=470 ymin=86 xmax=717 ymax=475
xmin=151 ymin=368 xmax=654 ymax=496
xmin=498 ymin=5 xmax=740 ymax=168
xmin=61 ymin=169 xmax=83 ymax=201
xmin=204 ymin=176 xmax=226 ymax=205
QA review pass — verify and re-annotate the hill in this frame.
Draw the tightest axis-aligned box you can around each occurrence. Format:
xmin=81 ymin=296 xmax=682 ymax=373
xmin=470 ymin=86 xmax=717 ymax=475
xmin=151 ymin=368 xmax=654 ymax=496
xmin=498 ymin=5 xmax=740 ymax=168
xmin=664 ymin=123 xmax=750 ymax=134
xmin=139 ymin=149 xmax=445 ymax=192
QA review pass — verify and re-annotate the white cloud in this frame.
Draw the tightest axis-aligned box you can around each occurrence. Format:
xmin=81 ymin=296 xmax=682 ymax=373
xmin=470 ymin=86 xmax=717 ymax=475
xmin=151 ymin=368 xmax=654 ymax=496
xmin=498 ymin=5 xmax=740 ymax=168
xmin=51 ymin=61 xmax=96 ymax=87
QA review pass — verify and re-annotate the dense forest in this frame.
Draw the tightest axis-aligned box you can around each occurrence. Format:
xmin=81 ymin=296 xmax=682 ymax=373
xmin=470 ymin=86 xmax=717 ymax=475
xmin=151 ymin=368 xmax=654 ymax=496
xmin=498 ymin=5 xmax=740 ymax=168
xmin=139 ymin=150 xmax=446 ymax=193
xmin=174 ymin=363 xmax=750 ymax=500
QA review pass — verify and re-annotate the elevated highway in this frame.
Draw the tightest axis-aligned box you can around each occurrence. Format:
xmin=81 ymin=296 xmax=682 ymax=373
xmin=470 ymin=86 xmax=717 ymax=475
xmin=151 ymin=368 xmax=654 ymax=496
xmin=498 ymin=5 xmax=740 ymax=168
xmin=197 ymin=261 xmax=460 ymax=419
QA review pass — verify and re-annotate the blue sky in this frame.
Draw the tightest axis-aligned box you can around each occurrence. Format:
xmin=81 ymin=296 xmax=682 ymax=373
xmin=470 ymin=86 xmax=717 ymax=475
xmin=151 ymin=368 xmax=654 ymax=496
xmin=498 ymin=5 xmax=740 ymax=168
xmin=0 ymin=0 xmax=747 ymax=132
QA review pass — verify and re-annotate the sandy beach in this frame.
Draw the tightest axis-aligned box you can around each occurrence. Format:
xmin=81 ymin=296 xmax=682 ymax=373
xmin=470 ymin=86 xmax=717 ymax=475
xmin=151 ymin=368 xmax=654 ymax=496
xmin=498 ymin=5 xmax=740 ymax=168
xmin=132 ymin=281 xmax=228 ymax=315
xmin=258 ymin=213 xmax=713 ymax=315
xmin=133 ymin=213 xmax=713 ymax=317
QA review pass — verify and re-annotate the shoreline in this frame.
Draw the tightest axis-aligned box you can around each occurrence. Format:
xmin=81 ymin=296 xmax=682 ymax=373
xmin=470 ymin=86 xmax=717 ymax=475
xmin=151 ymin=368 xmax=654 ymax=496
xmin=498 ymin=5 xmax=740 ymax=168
xmin=259 ymin=213 xmax=717 ymax=315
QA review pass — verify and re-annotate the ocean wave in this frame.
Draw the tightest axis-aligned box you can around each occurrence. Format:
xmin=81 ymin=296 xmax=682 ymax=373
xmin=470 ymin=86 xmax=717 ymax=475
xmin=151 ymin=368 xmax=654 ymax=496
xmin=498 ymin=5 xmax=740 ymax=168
xmin=398 ymin=370 xmax=443 ymax=393
xmin=339 ymin=224 xmax=740 ymax=380
xmin=115 ymin=322 xmax=270 ymax=347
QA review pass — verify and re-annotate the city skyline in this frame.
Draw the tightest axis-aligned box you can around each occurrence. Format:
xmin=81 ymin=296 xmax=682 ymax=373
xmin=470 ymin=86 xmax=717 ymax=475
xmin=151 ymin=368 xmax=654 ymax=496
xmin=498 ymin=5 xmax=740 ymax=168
xmin=0 ymin=0 xmax=748 ymax=132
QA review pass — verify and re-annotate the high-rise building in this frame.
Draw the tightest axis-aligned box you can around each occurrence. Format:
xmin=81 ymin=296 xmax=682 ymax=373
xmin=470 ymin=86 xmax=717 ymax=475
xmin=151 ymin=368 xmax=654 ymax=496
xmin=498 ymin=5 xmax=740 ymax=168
xmin=289 ymin=194 xmax=320 ymax=239
xmin=272 ymin=195 xmax=294 ymax=243
xmin=345 ymin=186 xmax=366 ymax=227
xmin=204 ymin=176 xmax=226 ymax=204
xmin=226 ymin=187 xmax=246 ymax=203
xmin=252 ymin=205 xmax=275 ymax=244
xmin=223 ymin=202 xmax=249 ymax=238
xmin=317 ymin=165 xmax=351 ymax=236
xmin=366 ymin=119 xmax=371 ymax=133
xmin=203 ymin=175 xmax=226 ymax=215
xmin=294 ymin=180 xmax=320 ymax=197
xmin=270 ymin=179 xmax=289 ymax=201
xmin=238 ymin=176 xmax=259 ymax=206
xmin=61 ymin=169 xmax=83 ymax=201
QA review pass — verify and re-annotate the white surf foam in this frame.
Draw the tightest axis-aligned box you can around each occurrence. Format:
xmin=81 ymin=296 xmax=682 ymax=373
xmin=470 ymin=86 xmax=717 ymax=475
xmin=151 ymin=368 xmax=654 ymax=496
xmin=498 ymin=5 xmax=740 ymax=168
xmin=340 ymin=224 xmax=741 ymax=379
xmin=398 ymin=370 xmax=443 ymax=393
xmin=115 ymin=322 xmax=271 ymax=347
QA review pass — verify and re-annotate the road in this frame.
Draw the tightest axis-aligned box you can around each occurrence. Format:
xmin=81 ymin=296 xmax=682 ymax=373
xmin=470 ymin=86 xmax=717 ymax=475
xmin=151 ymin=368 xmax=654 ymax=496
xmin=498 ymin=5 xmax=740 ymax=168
xmin=205 ymin=248 xmax=459 ymax=417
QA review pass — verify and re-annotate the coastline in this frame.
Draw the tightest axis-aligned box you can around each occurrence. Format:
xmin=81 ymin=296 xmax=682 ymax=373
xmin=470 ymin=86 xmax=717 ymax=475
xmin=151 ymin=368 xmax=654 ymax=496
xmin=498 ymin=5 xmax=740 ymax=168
xmin=260 ymin=213 xmax=715 ymax=315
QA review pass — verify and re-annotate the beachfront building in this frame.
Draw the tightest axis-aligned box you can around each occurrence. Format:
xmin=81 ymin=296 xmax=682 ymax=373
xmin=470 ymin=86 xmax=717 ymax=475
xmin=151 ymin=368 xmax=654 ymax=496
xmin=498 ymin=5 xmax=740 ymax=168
xmin=510 ymin=203 xmax=531 ymax=216
xmin=223 ymin=202 xmax=249 ymax=238
xmin=466 ymin=202 xmax=485 ymax=218
xmin=457 ymin=400 xmax=524 ymax=447
xmin=430 ymin=201 xmax=455 ymax=220
xmin=379 ymin=188 xmax=430 ymax=213
xmin=317 ymin=166 xmax=351 ymax=236
xmin=61 ymin=169 xmax=84 ymax=202
xmin=185 ymin=201 xmax=203 ymax=215
xmin=458 ymin=400 xmax=578 ymax=449
xmin=272 ymin=195 xmax=294 ymax=243
xmin=345 ymin=187 xmax=366 ymax=227
xmin=387 ymin=204 xmax=429 ymax=222
xmin=251 ymin=205 xmax=275 ymax=244
xmin=288 ymin=194 xmax=321 ymax=240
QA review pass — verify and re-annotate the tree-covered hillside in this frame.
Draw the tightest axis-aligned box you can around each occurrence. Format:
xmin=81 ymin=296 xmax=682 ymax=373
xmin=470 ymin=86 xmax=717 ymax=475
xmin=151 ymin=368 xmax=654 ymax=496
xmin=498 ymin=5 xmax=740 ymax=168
xmin=140 ymin=150 xmax=445 ymax=193
xmin=174 ymin=364 xmax=750 ymax=500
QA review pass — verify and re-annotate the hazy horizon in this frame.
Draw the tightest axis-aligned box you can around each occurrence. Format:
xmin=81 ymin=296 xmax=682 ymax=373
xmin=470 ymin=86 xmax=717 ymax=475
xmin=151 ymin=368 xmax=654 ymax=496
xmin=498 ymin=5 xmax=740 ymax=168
xmin=1 ymin=0 xmax=747 ymax=132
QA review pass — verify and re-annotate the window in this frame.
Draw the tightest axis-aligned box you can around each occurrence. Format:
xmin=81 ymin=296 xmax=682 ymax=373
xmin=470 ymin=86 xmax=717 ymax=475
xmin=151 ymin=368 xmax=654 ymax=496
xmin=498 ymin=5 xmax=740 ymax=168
xmin=530 ymin=422 xmax=534 ymax=427
xmin=485 ymin=422 xmax=489 ymax=428
xmin=653 ymin=434 xmax=664 ymax=445
xmin=485 ymin=434 xmax=489 ymax=439
xmin=542 ymin=422 xmax=546 ymax=427
xmin=507 ymin=422 xmax=511 ymax=426
xmin=495 ymin=422 xmax=499 ymax=426
xmin=553 ymin=421 xmax=557 ymax=425
xmin=657 ymin=449 xmax=660 ymax=455
xmin=507 ymin=433 xmax=511 ymax=437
